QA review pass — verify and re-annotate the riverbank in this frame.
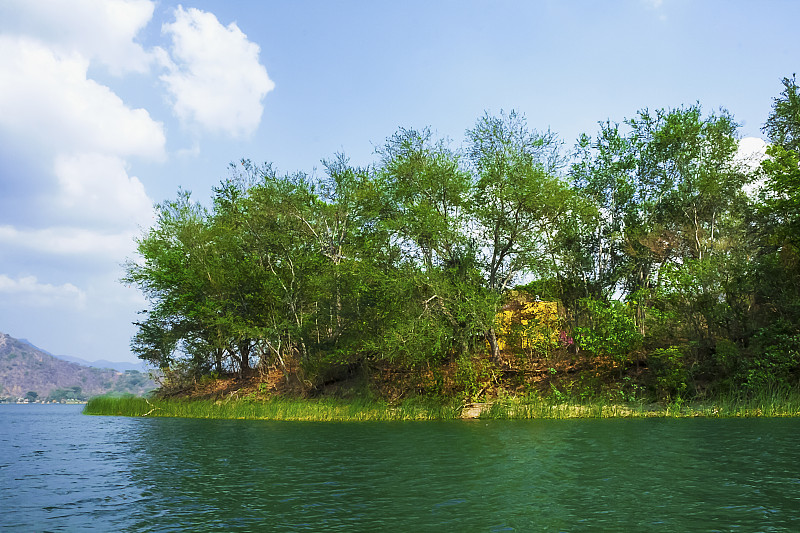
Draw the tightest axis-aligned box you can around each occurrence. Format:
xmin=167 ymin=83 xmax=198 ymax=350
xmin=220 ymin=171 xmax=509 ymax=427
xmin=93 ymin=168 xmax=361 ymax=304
xmin=84 ymin=391 xmax=800 ymax=421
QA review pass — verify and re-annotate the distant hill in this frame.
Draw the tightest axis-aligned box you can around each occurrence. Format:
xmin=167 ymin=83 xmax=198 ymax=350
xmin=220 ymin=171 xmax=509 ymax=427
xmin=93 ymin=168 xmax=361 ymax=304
xmin=17 ymin=338 xmax=149 ymax=373
xmin=0 ymin=331 xmax=156 ymax=400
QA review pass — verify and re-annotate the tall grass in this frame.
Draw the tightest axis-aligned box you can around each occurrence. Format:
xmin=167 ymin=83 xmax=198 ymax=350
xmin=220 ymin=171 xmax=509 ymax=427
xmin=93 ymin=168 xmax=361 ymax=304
xmin=84 ymin=388 xmax=800 ymax=421
xmin=84 ymin=395 xmax=463 ymax=421
xmin=479 ymin=396 xmax=655 ymax=419
xmin=481 ymin=388 xmax=800 ymax=419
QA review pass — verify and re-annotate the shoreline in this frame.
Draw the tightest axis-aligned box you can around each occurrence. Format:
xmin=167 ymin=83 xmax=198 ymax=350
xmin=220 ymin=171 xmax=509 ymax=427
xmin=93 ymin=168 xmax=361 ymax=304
xmin=84 ymin=394 xmax=800 ymax=421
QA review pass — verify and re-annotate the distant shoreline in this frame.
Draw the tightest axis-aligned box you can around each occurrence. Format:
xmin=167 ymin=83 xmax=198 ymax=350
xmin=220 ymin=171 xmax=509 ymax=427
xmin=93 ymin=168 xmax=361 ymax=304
xmin=1 ymin=400 xmax=87 ymax=405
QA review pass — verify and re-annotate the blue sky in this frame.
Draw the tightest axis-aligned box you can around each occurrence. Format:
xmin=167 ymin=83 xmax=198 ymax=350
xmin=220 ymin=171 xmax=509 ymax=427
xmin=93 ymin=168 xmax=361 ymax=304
xmin=0 ymin=0 xmax=797 ymax=364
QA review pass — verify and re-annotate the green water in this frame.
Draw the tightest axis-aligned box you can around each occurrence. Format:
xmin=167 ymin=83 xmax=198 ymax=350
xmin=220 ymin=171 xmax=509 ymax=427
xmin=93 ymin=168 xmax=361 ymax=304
xmin=2 ymin=404 xmax=800 ymax=531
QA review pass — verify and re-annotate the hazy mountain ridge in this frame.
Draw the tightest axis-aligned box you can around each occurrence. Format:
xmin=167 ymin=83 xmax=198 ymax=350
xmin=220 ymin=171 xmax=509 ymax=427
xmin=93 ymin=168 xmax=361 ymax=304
xmin=17 ymin=338 xmax=148 ymax=373
xmin=0 ymin=331 xmax=155 ymax=399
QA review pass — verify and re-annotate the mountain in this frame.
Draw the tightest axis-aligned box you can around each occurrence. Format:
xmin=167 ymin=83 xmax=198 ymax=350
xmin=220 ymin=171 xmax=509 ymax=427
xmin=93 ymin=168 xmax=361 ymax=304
xmin=17 ymin=339 xmax=148 ymax=373
xmin=0 ymin=331 xmax=156 ymax=400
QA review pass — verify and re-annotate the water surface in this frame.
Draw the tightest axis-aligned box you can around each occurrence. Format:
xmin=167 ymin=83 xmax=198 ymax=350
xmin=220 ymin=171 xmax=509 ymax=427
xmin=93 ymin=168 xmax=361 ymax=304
xmin=2 ymin=404 xmax=800 ymax=531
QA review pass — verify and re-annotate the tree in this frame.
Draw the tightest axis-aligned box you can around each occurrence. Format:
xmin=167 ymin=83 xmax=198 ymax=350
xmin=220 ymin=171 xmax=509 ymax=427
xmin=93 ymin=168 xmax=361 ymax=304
xmin=570 ymin=124 xmax=640 ymax=302
xmin=572 ymin=105 xmax=749 ymax=323
xmin=466 ymin=110 xmax=569 ymax=361
xmin=124 ymin=190 xmax=215 ymax=373
xmin=379 ymin=127 xmax=471 ymax=268
xmin=763 ymin=74 xmax=800 ymax=153
xmin=761 ymin=75 xmax=800 ymax=250
xmin=744 ymin=75 xmax=800 ymax=390
xmin=377 ymin=128 xmax=488 ymax=360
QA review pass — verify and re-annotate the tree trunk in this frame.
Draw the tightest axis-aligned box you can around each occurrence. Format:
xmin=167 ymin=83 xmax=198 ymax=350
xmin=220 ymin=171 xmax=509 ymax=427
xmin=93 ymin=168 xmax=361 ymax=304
xmin=486 ymin=327 xmax=500 ymax=363
xmin=214 ymin=348 xmax=223 ymax=374
xmin=238 ymin=340 xmax=251 ymax=374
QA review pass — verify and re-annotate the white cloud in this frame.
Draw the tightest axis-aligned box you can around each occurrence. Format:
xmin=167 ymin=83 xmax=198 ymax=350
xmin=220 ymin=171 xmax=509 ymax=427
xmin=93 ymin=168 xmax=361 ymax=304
xmin=0 ymin=274 xmax=87 ymax=309
xmin=736 ymin=137 xmax=768 ymax=198
xmin=0 ymin=34 xmax=162 ymax=249
xmin=0 ymin=0 xmax=157 ymax=75
xmin=0 ymin=225 xmax=139 ymax=261
xmin=161 ymin=6 xmax=275 ymax=138
xmin=0 ymin=2 xmax=274 ymax=361
xmin=53 ymin=153 xmax=155 ymax=229
xmin=736 ymin=136 xmax=768 ymax=171
xmin=0 ymin=36 xmax=166 ymax=160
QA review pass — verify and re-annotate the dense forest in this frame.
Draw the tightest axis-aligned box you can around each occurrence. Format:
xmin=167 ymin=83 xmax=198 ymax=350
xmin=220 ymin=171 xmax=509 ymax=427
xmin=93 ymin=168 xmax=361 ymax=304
xmin=124 ymin=76 xmax=800 ymax=403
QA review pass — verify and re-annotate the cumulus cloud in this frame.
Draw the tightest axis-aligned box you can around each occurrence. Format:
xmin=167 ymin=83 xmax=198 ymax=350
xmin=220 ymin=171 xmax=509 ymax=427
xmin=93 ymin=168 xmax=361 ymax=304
xmin=0 ymin=274 xmax=87 ymax=309
xmin=0 ymin=36 xmax=166 ymax=159
xmin=0 ymin=33 xmax=161 ymax=257
xmin=0 ymin=2 xmax=275 ymax=360
xmin=161 ymin=6 xmax=275 ymax=138
xmin=0 ymin=0 xmax=157 ymax=75
xmin=0 ymin=225 xmax=139 ymax=261
xmin=53 ymin=153 xmax=154 ymax=229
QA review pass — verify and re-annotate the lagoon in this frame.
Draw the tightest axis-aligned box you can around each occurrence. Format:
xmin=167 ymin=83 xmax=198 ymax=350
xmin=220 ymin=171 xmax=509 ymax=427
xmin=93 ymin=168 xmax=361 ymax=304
xmin=2 ymin=404 xmax=800 ymax=531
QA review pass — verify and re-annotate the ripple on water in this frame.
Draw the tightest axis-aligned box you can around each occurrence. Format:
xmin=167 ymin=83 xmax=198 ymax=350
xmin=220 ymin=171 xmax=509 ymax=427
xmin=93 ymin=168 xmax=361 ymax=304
xmin=3 ymin=407 xmax=800 ymax=531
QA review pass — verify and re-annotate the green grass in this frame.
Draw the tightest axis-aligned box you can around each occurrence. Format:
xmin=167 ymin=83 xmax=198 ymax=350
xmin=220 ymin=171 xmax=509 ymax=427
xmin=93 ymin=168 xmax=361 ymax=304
xmin=84 ymin=389 xmax=800 ymax=421
xmin=480 ymin=388 xmax=800 ymax=419
xmin=83 ymin=395 xmax=463 ymax=421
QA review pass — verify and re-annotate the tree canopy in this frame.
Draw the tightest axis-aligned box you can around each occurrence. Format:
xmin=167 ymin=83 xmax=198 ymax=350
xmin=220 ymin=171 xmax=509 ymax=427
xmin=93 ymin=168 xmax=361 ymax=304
xmin=126 ymin=85 xmax=800 ymax=402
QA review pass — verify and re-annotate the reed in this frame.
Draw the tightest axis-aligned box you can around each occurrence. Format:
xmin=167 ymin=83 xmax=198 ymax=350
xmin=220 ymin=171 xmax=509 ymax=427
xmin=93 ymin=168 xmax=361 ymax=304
xmin=479 ymin=396 xmax=654 ymax=420
xmin=480 ymin=388 xmax=800 ymax=419
xmin=84 ymin=389 xmax=800 ymax=421
xmin=84 ymin=395 xmax=463 ymax=421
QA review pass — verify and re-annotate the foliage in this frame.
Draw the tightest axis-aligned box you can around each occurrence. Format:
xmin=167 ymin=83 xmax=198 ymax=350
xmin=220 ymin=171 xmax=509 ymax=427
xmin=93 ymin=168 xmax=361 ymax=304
xmin=123 ymin=85 xmax=800 ymax=404
xmin=494 ymin=293 xmax=561 ymax=360
xmin=648 ymin=346 xmax=688 ymax=400
xmin=574 ymin=298 xmax=643 ymax=364
xmin=739 ymin=325 xmax=800 ymax=393
xmin=763 ymin=74 xmax=800 ymax=153
xmin=84 ymin=395 xmax=463 ymax=421
xmin=48 ymin=386 xmax=86 ymax=402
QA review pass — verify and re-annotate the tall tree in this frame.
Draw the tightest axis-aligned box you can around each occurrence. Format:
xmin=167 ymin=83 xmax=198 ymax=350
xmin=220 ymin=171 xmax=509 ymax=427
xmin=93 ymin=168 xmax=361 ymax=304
xmin=763 ymin=74 xmax=800 ymax=153
xmin=572 ymin=105 xmax=751 ymax=352
xmin=466 ymin=110 xmax=568 ymax=361
xmin=124 ymin=190 xmax=219 ymax=374
xmin=378 ymin=128 xmax=487 ymax=359
xmin=761 ymin=75 xmax=800 ymax=249
xmin=750 ymin=75 xmax=800 ymax=379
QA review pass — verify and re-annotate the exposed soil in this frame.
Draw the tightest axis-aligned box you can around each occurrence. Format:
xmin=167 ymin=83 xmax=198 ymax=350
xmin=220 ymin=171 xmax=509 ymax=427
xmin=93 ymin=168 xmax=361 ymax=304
xmin=156 ymin=348 xmax=648 ymax=406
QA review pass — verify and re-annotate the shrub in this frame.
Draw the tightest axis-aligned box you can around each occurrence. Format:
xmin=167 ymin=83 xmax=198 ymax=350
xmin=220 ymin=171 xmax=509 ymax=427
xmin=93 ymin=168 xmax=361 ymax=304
xmin=649 ymin=346 xmax=688 ymax=401
xmin=574 ymin=298 xmax=643 ymax=366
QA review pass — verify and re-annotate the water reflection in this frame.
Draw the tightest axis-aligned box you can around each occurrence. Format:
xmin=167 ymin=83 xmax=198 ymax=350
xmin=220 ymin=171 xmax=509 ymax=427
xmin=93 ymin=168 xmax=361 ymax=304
xmin=3 ymin=406 xmax=800 ymax=531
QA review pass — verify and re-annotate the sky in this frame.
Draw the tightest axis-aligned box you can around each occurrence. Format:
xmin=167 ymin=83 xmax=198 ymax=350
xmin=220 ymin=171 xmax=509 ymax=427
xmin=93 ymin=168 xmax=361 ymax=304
xmin=0 ymin=0 xmax=797 ymax=364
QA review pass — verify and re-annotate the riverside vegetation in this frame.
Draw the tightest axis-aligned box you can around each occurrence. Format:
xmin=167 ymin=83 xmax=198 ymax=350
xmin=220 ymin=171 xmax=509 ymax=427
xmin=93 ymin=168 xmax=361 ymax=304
xmin=90 ymin=76 xmax=800 ymax=421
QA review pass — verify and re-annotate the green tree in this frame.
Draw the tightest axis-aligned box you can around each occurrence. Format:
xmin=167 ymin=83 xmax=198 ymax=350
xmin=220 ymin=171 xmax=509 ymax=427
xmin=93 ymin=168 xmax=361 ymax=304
xmin=572 ymin=106 xmax=749 ymax=335
xmin=378 ymin=128 xmax=488 ymax=361
xmin=760 ymin=75 xmax=800 ymax=250
xmin=379 ymin=127 xmax=471 ymax=268
xmin=466 ymin=110 xmax=569 ymax=361
xmin=124 ymin=190 xmax=214 ymax=374
xmin=763 ymin=74 xmax=800 ymax=153
xmin=570 ymin=124 xmax=639 ymax=302
xmin=742 ymin=75 xmax=800 ymax=393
